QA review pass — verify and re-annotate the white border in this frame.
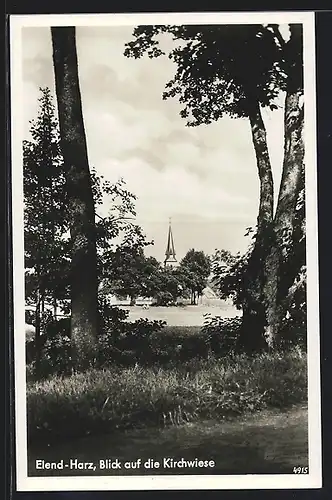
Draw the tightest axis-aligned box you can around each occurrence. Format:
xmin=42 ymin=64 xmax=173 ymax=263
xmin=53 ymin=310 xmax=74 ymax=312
xmin=10 ymin=11 xmax=321 ymax=491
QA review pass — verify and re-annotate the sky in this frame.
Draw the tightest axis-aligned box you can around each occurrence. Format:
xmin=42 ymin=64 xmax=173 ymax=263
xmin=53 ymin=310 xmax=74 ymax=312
xmin=22 ymin=25 xmax=286 ymax=262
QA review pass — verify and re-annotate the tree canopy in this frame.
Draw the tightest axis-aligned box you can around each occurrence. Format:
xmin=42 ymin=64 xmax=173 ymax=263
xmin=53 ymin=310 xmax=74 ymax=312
xmin=177 ymin=249 xmax=211 ymax=305
xmin=24 ymin=87 xmax=71 ymax=309
xmin=124 ymin=24 xmax=285 ymax=124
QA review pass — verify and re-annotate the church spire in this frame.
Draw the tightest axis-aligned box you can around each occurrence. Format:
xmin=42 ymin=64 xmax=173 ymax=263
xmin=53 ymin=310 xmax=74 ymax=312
xmin=164 ymin=218 xmax=177 ymax=268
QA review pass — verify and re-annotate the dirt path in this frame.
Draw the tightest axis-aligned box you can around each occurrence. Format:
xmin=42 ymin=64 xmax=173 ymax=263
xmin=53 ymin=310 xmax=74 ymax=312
xmin=28 ymin=405 xmax=308 ymax=476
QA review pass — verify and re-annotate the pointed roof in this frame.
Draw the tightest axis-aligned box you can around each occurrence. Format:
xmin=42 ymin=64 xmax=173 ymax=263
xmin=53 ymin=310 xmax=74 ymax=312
xmin=165 ymin=218 xmax=177 ymax=263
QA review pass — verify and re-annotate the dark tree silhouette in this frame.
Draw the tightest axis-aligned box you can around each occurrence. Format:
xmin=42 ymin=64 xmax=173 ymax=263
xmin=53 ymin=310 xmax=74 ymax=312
xmin=178 ymin=249 xmax=211 ymax=305
xmin=51 ymin=27 xmax=98 ymax=367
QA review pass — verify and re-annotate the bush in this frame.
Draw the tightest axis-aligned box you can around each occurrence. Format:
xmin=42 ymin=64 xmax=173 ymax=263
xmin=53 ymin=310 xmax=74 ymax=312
xmin=27 ymin=312 xmax=243 ymax=379
xmin=97 ymin=317 xmax=166 ymax=367
xmin=26 ymin=302 xmax=168 ymax=376
xmin=201 ymin=315 xmax=242 ymax=355
xmin=39 ymin=334 xmax=73 ymax=377
xmin=26 ymin=318 xmax=72 ymax=379
xmin=27 ymin=348 xmax=307 ymax=444
xmin=98 ymin=299 xmax=129 ymax=341
xmin=97 ymin=298 xmax=167 ymax=366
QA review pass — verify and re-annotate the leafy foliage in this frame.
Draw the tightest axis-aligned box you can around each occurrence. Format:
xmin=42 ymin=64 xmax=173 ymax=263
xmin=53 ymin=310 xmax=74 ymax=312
xmin=92 ymin=169 xmax=156 ymax=304
xmin=97 ymin=317 xmax=166 ymax=367
xmin=24 ymin=87 xmax=71 ymax=308
xmin=211 ymin=238 xmax=255 ymax=309
xmin=33 ymin=298 xmax=167 ymax=376
xmin=101 ymin=248 xmax=160 ymax=303
xmin=211 ymin=194 xmax=306 ymax=348
xmin=201 ymin=315 xmax=242 ymax=355
xmin=124 ymin=24 xmax=285 ymax=124
xmin=176 ymin=249 xmax=211 ymax=304
xmin=95 ymin=298 xmax=167 ymax=367
xmin=100 ymin=247 xmax=212 ymax=307
xmin=39 ymin=335 xmax=73 ymax=377
xmin=151 ymin=267 xmax=183 ymax=306
xmin=211 ymin=176 xmax=305 ymax=349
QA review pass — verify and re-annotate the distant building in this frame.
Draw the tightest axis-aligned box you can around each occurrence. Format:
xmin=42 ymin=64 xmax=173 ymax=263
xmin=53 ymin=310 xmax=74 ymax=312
xmin=164 ymin=218 xmax=178 ymax=269
xmin=162 ymin=218 xmax=229 ymax=307
xmin=104 ymin=218 xmax=230 ymax=308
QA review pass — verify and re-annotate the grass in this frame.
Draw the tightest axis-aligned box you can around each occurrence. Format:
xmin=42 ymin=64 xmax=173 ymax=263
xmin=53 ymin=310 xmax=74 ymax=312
xmin=27 ymin=347 xmax=307 ymax=445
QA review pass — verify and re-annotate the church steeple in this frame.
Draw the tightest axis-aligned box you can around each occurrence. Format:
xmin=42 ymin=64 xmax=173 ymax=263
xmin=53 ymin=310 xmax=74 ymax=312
xmin=164 ymin=218 xmax=178 ymax=268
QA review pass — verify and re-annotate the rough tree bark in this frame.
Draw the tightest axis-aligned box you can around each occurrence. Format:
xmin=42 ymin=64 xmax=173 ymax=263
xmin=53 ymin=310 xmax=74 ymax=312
xmin=237 ymin=102 xmax=275 ymax=353
xmin=51 ymin=27 xmax=98 ymax=368
xmin=262 ymin=25 xmax=304 ymax=348
xmin=248 ymin=103 xmax=275 ymax=232
xmin=238 ymin=24 xmax=304 ymax=352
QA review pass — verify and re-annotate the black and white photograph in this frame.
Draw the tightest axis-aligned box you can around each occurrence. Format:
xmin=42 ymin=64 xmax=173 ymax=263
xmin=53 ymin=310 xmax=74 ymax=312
xmin=10 ymin=11 xmax=321 ymax=491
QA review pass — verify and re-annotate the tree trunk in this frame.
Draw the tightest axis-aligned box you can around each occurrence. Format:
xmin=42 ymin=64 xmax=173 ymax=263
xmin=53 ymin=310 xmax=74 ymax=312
xmin=130 ymin=296 xmax=136 ymax=306
xmin=51 ymin=27 xmax=98 ymax=369
xmin=53 ymin=296 xmax=57 ymax=320
xmin=238 ymin=26 xmax=304 ymax=353
xmin=237 ymin=102 xmax=274 ymax=352
xmin=263 ymin=92 xmax=304 ymax=347
xmin=261 ymin=25 xmax=304 ymax=348
xmin=248 ymin=103 xmax=274 ymax=233
xmin=34 ymin=288 xmax=41 ymax=377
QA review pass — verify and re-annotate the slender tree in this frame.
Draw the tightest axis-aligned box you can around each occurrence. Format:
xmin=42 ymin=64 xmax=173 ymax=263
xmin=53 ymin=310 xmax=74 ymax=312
xmin=24 ymin=88 xmax=70 ymax=373
xmin=51 ymin=27 xmax=98 ymax=367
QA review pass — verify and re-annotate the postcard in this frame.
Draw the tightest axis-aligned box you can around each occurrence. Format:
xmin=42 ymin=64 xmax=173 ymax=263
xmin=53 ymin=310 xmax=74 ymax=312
xmin=10 ymin=11 xmax=321 ymax=491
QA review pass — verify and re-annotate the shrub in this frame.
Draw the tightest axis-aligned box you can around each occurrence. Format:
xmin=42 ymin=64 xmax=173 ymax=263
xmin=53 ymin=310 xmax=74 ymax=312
xmin=201 ymin=315 xmax=242 ymax=355
xmin=39 ymin=334 xmax=73 ymax=377
xmin=97 ymin=317 xmax=166 ymax=367
xmin=97 ymin=299 xmax=167 ymax=367
xmin=98 ymin=299 xmax=129 ymax=341
xmin=26 ymin=318 xmax=72 ymax=379
xmin=27 ymin=301 xmax=168 ymax=376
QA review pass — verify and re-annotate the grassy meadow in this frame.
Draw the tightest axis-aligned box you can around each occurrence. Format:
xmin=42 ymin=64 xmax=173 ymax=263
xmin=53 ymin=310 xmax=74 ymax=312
xmin=119 ymin=303 xmax=241 ymax=326
xmin=27 ymin=346 xmax=307 ymax=445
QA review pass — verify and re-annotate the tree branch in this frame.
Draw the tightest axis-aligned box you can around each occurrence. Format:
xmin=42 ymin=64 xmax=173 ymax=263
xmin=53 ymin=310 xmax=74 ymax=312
xmin=95 ymin=212 xmax=135 ymax=222
xmin=267 ymin=24 xmax=287 ymax=49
